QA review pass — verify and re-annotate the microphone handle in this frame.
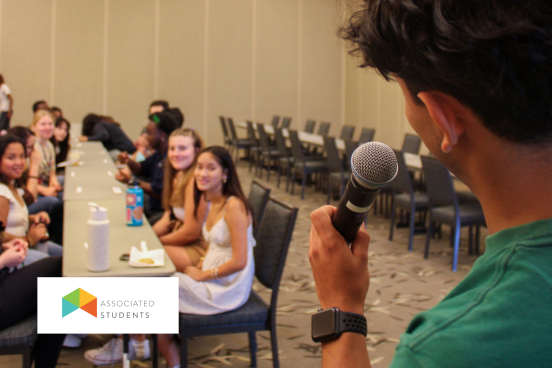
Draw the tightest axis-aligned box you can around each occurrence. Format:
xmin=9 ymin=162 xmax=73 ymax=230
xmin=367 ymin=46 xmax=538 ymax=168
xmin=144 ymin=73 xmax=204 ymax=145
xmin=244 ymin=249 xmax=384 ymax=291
xmin=331 ymin=176 xmax=381 ymax=244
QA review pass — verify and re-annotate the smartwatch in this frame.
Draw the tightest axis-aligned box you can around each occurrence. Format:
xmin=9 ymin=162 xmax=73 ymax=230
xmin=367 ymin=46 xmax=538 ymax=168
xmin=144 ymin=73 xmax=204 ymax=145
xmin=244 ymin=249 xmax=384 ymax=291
xmin=311 ymin=307 xmax=367 ymax=343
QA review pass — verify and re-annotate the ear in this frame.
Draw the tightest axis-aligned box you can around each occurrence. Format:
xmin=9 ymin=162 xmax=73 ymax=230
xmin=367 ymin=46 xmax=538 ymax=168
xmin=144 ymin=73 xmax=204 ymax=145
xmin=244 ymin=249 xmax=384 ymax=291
xmin=418 ymin=92 xmax=465 ymax=153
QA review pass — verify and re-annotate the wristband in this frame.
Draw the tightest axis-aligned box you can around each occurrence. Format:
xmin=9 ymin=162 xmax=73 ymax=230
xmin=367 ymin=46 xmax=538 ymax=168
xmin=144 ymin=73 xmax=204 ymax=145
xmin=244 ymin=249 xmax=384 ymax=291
xmin=311 ymin=307 xmax=367 ymax=343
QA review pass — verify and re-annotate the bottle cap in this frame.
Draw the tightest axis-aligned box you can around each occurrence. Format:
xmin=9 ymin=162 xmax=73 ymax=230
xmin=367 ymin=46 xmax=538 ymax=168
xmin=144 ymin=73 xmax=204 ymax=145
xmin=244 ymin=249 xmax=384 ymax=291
xmin=88 ymin=202 xmax=108 ymax=221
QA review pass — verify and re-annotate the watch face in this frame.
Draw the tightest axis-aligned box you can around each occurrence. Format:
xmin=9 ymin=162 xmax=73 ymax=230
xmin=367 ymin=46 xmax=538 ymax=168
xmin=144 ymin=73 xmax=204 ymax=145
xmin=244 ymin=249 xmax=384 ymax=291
xmin=312 ymin=309 xmax=337 ymax=340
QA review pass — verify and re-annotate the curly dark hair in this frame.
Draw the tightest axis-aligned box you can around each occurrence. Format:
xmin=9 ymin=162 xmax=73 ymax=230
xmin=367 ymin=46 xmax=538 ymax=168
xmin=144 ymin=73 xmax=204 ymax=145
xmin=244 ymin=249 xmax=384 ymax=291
xmin=340 ymin=0 xmax=552 ymax=145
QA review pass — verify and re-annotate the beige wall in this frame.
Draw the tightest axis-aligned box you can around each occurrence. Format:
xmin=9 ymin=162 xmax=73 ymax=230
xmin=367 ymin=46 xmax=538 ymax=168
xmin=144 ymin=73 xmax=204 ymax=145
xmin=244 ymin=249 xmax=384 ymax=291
xmin=0 ymin=0 xmax=416 ymax=149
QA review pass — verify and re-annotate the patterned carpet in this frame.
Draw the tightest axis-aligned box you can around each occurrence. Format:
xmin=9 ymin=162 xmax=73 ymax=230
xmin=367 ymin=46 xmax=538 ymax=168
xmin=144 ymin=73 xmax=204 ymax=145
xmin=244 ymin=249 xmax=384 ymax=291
xmin=1 ymin=161 xmax=486 ymax=368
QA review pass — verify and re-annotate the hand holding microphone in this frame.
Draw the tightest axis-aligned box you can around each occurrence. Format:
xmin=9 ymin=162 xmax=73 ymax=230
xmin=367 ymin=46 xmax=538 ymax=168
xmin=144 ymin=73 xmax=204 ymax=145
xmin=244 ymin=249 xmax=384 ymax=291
xmin=331 ymin=142 xmax=398 ymax=243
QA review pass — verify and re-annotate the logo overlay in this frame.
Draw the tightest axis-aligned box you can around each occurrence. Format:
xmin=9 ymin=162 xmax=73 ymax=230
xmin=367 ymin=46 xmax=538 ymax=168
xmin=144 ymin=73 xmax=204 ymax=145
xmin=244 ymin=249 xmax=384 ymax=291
xmin=62 ymin=288 xmax=97 ymax=318
xmin=38 ymin=278 xmax=178 ymax=333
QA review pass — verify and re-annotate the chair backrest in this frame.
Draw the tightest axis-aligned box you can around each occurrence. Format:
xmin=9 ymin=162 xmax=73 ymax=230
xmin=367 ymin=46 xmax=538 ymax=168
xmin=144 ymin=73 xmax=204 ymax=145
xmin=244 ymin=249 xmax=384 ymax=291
xmin=248 ymin=180 xmax=271 ymax=236
xmin=324 ymin=136 xmax=343 ymax=173
xmin=344 ymin=140 xmax=359 ymax=171
xmin=318 ymin=122 xmax=331 ymax=136
xmin=281 ymin=117 xmax=292 ymax=129
xmin=304 ymin=120 xmax=316 ymax=133
xmin=254 ymin=196 xmax=298 ymax=291
xmin=271 ymin=115 xmax=281 ymax=128
xmin=359 ymin=128 xmax=375 ymax=143
xmin=340 ymin=125 xmax=356 ymax=140
xmin=227 ymin=117 xmax=238 ymax=140
xmin=274 ymin=128 xmax=289 ymax=157
xmin=257 ymin=124 xmax=272 ymax=151
xmin=391 ymin=149 xmax=414 ymax=195
xmin=421 ymin=155 xmax=457 ymax=207
xmin=246 ymin=121 xmax=259 ymax=146
xmin=219 ymin=116 xmax=230 ymax=141
xmin=402 ymin=133 xmax=422 ymax=154
xmin=288 ymin=130 xmax=305 ymax=162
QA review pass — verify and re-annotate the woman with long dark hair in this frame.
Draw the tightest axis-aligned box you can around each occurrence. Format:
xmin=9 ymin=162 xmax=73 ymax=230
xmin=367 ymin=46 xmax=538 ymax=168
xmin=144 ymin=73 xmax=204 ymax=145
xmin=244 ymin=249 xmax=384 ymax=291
xmin=156 ymin=146 xmax=256 ymax=368
xmin=51 ymin=116 xmax=70 ymax=169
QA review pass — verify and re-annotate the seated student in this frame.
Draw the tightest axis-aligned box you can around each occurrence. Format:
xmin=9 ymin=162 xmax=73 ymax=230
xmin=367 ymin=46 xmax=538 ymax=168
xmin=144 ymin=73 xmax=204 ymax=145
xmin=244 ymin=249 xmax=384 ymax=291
xmin=0 ymin=134 xmax=63 ymax=259
xmin=153 ymin=128 xmax=208 ymax=270
xmin=51 ymin=116 xmax=70 ymax=173
xmin=116 ymin=111 xmax=178 ymax=224
xmin=31 ymin=110 xmax=63 ymax=201
xmin=79 ymin=114 xmax=136 ymax=160
xmin=158 ymin=146 xmax=256 ymax=367
xmin=8 ymin=127 xmax=63 ymax=245
xmin=149 ymin=100 xmax=169 ymax=115
xmin=166 ymin=107 xmax=184 ymax=128
xmin=50 ymin=106 xmax=62 ymax=119
xmin=32 ymin=100 xmax=49 ymax=113
xmin=0 ymin=235 xmax=65 ymax=368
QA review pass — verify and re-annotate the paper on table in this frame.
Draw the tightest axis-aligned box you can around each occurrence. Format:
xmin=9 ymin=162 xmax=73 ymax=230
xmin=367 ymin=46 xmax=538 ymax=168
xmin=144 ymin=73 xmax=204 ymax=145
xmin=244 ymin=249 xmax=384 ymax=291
xmin=112 ymin=187 xmax=122 ymax=194
xmin=129 ymin=241 xmax=165 ymax=267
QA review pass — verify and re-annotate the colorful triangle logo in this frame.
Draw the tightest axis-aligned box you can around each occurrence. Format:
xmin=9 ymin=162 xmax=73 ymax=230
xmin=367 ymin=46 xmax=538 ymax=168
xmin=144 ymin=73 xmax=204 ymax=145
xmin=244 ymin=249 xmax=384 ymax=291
xmin=62 ymin=288 xmax=97 ymax=318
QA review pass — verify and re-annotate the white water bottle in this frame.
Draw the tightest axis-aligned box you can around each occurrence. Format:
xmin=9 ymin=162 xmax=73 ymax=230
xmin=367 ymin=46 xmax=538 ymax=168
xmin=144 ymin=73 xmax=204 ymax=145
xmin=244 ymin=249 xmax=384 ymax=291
xmin=87 ymin=203 xmax=110 ymax=272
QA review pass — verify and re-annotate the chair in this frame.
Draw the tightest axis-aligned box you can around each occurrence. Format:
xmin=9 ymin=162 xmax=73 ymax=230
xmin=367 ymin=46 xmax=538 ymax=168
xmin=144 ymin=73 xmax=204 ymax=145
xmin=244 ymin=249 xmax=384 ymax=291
xmin=289 ymin=130 xmax=329 ymax=199
xmin=256 ymin=124 xmax=280 ymax=181
xmin=402 ymin=133 xmax=422 ymax=154
xmin=339 ymin=125 xmax=356 ymax=140
xmin=324 ymin=136 xmax=349 ymax=204
xmin=271 ymin=115 xmax=281 ymax=128
xmin=227 ymin=117 xmax=253 ymax=164
xmin=317 ymin=122 xmax=331 ymax=136
xmin=304 ymin=120 xmax=316 ymax=133
xmin=344 ymin=140 xmax=359 ymax=171
xmin=274 ymin=128 xmax=293 ymax=191
xmin=0 ymin=314 xmax=37 ymax=368
xmin=421 ymin=156 xmax=486 ymax=271
xmin=179 ymin=197 xmax=299 ymax=368
xmin=389 ymin=150 xmax=429 ymax=251
xmin=281 ymin=117 xmax=292 ymax=129
xmin=248 ymin=180 xmax=271 ymax=237
xmin=247 ymin=121 xmax=261 ymax=173
xmin=358 ymin=128 xmax=375 ymax=143
xmin=219 ymin=116 xmax=231 ymax=147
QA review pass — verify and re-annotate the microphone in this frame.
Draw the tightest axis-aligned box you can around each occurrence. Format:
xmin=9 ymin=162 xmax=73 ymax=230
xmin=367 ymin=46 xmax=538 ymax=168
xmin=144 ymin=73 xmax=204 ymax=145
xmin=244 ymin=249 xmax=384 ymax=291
xmin=331 ymin=142 xmax=398 ymax=243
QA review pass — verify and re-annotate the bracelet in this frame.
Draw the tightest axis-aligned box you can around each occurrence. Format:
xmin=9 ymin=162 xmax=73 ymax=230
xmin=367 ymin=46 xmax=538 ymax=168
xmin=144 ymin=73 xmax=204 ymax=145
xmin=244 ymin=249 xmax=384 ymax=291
xmin=210 ymin=267 xmax=219 ymax=280
xmin=28 ymin=176 xmax=38 ymax=179
xmin=215 ymin=267 xmax=218 ymax=279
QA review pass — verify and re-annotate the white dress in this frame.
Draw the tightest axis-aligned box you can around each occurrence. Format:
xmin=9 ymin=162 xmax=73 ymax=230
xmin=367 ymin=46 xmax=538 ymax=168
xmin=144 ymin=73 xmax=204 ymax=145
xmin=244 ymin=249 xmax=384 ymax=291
xmin=177 ymin=197 xmax=256 ymax=315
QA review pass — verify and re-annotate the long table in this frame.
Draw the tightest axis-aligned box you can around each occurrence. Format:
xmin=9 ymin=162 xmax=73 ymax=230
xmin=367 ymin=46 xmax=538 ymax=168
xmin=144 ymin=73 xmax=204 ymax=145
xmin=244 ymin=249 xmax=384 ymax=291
xmin=62 ymin=141 xmax=175 ymax=277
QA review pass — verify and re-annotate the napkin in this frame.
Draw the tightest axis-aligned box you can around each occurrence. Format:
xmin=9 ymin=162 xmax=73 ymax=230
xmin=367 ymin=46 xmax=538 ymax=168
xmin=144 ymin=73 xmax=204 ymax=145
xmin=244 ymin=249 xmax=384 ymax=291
xmin=129 ymin=241 xmax=165 ymax=268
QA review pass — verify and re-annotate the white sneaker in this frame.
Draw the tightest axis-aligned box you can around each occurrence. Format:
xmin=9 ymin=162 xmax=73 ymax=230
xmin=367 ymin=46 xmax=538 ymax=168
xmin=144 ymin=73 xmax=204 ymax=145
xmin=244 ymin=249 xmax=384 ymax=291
xmin=63 ymin=334 xmax=83 ymax=348
xmin=84 ymin=338 xmax=151 ymax=365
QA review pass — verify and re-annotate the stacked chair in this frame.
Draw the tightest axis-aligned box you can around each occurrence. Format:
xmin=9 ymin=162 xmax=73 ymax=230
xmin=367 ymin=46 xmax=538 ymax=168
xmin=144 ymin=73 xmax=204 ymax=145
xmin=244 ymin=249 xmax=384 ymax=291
xmin=256 ymin=124 xmax=280 ymax=181
xmin=281 ymin=117 xmax=292 ymax=129
xmin=219 ymin=116 xmax=232 ymax=148
xmin=304 ymin=120 xmax=316 ymax=133
xmin=358 ymin=128 xmax=375 ymax=144
xmin=340 ymin=125 xmax=356 ymax=140
xmin=289 ymin=130 xmax=328 ymax=199
xmin=271 ymin=115 xmax=280 ymax=128
xmin=324 ymin=136 xmax=350 ymax=204
xmin=227 ymin=117 xmax=253 ymax=164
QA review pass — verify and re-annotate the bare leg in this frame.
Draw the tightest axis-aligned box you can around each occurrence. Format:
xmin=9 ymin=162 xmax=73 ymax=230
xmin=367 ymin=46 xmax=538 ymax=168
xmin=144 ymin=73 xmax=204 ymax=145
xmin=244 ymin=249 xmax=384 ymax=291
xmin=158 ymin=334 xmax=180 ymax=367
xmin=163 ymin=245 xmax=193 ymax=272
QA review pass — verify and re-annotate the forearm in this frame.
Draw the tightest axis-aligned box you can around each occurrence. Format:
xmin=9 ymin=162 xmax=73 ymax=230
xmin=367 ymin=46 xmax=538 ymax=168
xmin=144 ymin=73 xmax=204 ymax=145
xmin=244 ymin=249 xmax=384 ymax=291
xmin=159 ymin=225 xmax=200 ymax=246
xmin=139 ymin=181 xmax=158 ymax=198
xmin=26 ymin=178 xmax=38 ymax=199
xmin=203 ymin=257 xmax=246 ymax=280
xmin=153 ymin=211 xmax=171 ymax=236
xmin=2 ymin=232 xmax=24 ymax=244
xmin=36 ymin=185 xmax=49 ymax=196
xmin=322 ymin=333 xmax=371 ymax=368
xmin=127 ymin=160 xmax=142 ymax=176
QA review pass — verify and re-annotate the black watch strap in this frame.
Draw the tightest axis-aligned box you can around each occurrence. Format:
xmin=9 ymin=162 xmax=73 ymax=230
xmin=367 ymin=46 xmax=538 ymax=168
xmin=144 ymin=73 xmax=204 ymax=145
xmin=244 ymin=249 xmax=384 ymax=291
xmin=338 ymin=310 xmax=367 ymax=337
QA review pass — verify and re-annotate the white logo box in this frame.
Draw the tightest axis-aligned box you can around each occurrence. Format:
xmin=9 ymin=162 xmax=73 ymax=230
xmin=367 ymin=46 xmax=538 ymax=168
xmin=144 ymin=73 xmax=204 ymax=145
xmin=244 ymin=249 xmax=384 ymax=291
xmin=38 ymin=277 xmax=179 ymax=333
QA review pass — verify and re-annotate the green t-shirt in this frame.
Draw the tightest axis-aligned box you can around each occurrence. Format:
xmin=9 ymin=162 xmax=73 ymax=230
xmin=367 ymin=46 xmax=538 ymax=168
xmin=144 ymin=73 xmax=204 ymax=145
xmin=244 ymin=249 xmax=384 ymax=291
xmin=390 ymin=219 xmax=552 ymax=368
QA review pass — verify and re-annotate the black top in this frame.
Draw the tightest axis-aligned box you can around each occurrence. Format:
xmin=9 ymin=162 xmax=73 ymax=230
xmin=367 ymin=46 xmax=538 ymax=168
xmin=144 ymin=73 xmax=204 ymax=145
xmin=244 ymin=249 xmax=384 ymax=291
xmin=88 ymin=122 xmax=136 ymax=153
xmin=140 ymin=150 xmax=166 ymax=213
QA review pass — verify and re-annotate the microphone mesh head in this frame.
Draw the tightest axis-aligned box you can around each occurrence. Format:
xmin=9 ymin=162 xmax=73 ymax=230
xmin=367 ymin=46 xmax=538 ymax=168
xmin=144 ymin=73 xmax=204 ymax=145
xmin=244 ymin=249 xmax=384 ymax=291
xmin=351 ymin=142 xmax=398 ymax=189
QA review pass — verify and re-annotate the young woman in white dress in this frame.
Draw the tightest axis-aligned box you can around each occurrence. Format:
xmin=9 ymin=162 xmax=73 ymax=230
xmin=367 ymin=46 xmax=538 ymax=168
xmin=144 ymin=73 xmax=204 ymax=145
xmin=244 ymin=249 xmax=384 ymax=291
xmin=158 ymin=146 xmax=257 ymax=368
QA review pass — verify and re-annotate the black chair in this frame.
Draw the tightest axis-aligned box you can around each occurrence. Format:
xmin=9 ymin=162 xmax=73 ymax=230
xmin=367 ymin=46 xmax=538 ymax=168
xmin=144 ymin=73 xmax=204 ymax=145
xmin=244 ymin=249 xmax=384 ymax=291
xmin=227 ymin=117 xmax=253 ymax=164
xmin=389 ymin=150 xmax=430 ymax=251
xmin=219 ymin=116 xmax=231 ymax=147
xmin=318 ymin=122 xmax=331 ymax=136
xmin=324 ymin=136 xmax=349 ymax=204
xmin=340 ymin=125 xmax=356 ymax=140
xmin=304 ymin=120 xmax=316 ymax=133
xmin=344 ymin=140 xmax=359 ymax=171
xmin=274 ymin=128 xmax=293 ymax=191
xmin=0 ymin=314 xmax=37 ymax=368
xmin=358 ymin=128 xmax=375 ymax=143
xmin=247 ymin=121 xmax=261 ymax=173
xmin=271 ymin=115 xmax=281 ymax=128
xmin=402 ymin=133 xmax=422 ymax=154
xmin=421 ymin=156 xmax=486 ymax=271
xmin=256 ymin=124 xmax=280 ymax=181
xmin=179 ymin=197 xmax=299 ymax=368
xmin=289 ymin=130 xmax=328 ymax=199
xmin=281 ymin=117 xmax=292 ymax=129
xmin=248 ymin=180 xmax=271 ymax=237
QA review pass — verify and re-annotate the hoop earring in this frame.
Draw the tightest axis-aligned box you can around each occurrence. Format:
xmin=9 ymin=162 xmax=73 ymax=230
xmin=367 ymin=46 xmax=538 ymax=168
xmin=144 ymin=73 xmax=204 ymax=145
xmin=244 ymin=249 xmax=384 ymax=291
xmin=223 ymin=178 xmax=227 ymax=184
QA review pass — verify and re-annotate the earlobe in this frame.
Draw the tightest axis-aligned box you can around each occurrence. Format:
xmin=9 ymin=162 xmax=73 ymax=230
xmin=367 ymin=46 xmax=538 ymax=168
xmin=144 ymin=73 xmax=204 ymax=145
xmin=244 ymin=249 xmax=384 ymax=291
xmin=418 ymin=92 xmax=465 ymax=153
